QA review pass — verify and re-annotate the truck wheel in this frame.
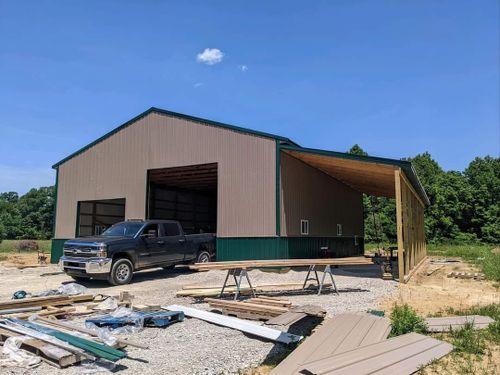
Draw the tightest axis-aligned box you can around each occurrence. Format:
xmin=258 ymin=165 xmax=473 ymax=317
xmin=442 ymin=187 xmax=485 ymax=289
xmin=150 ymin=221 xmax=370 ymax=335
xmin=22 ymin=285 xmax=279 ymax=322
xmin=108 ymin=258 xmax=133 ymax=286
xmin=196 ymin=251 xmax=211 ymax=264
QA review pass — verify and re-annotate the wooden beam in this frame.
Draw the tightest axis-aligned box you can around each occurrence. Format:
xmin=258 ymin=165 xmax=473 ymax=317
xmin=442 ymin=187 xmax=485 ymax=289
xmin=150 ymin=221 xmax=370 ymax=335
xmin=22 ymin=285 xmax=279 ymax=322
xmin=394 ymin=169 xmax=405 ymax=282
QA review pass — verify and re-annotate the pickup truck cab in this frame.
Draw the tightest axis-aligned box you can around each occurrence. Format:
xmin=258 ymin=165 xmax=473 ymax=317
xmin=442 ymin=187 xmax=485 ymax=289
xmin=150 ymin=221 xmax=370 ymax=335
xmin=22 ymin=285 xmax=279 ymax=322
xmin=59 ymin=220 xmax=215 ymax=285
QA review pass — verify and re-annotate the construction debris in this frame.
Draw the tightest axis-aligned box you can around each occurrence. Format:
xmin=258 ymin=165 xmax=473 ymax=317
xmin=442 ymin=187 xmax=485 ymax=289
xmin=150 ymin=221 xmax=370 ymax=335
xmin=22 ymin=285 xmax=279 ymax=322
xmin=163 ymin=304 xmax=303 ymax=344
xmin=447 ymin=271 xmax=485 ymax=280
xmin=86 ymin=310 xmax=184 ymax=329
xmin=206 ymin=297 xmax=326 ymax=324
xmin=425 ymin=315 xmax=495 ymax=332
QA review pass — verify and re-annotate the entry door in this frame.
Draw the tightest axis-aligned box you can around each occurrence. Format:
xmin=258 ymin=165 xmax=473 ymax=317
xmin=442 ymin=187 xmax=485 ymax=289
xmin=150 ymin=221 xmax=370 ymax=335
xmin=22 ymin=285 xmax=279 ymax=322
xmin=157 ymin=222 xmax=185 ymax=263
xmin=138 ymin=224 xmax=165 ymax=266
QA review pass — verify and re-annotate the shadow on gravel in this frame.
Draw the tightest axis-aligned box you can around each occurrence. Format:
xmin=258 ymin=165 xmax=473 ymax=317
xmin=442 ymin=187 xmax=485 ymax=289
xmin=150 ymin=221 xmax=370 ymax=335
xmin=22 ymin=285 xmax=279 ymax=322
xmin=62 ymin=266 xmax=196 ymax=289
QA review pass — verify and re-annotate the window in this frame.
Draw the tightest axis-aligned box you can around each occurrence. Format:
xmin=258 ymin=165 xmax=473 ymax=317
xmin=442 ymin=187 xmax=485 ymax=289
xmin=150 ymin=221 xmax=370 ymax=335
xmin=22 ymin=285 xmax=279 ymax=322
xmin=164 ymin=223 xmax=180 ymax=236
xmin=142 ymin=224 xmax=159 ymax=238
xmin=300 ymin=220 xmax=309 ymax=235
xmin=337 ymin=224 xmax=343 ymax=236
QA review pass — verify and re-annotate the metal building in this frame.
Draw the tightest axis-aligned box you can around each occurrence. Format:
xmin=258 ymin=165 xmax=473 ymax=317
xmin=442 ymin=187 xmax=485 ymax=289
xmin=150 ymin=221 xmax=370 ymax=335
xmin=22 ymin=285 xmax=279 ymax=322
xmin=52 ymin=107 xmax=429 ymax=281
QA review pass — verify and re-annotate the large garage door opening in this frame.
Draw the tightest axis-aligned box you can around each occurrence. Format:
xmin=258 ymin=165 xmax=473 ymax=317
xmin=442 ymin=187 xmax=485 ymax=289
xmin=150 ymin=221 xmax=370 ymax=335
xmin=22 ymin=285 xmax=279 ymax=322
xmin=76 ymin=198 xmax=126 ymax=236
xmin=147 ymin=163 xmax=217 ymax=235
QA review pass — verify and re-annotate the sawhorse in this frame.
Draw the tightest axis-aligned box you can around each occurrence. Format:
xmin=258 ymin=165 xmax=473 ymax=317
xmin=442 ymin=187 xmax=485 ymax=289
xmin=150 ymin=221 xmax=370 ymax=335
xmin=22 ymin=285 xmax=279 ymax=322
xmin=302 ymin=265 xmax=339 ymax=295
xmin=219 ymin=268 xmax=257 ymax=300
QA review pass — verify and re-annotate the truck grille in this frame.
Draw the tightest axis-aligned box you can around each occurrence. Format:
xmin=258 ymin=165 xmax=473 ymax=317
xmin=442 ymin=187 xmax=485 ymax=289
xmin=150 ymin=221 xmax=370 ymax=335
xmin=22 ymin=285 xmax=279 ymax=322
xmin=63 ymin=246 xmax=100 ymax=258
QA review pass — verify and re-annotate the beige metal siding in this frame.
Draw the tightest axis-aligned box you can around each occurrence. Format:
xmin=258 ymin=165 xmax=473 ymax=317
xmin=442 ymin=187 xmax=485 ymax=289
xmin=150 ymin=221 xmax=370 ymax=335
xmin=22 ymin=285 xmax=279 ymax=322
xmin=280 ymin=152 xmax=363 ymax=237
xmin=55 ymin=112 xmax=276 ymax=238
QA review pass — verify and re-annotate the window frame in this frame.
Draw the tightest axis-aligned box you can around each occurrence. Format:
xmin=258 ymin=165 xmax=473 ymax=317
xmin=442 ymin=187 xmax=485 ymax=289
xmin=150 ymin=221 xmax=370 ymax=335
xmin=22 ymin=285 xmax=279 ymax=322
xmin=300 ymin=219 xmax=309 ymax=236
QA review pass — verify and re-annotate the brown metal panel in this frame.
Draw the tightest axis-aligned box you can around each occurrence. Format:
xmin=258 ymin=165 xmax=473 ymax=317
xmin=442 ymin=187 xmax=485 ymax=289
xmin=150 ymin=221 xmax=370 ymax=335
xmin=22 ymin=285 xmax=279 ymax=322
xmin=300 ymin=333 xmax=453 ymax=375
xmin=55 ymin=112 xmax=276 ymax=238
xmin=280 ymin=153 xmax=363 ymax=237
xmin=270 ymin=314 xmax=391 ymax=375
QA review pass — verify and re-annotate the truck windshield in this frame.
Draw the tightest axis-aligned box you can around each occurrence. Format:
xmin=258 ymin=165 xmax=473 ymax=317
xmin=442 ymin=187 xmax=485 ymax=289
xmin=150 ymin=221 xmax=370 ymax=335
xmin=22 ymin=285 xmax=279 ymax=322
xmin=102 ymin=222 xmax=144 ymax=237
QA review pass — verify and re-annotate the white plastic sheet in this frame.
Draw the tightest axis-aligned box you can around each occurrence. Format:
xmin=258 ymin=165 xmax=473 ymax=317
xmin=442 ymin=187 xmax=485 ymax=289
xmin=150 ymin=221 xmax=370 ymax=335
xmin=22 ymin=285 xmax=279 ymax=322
xmin=35 ymin=283 xmax=90 ymax=297
xmin=0 ymin=336 xmax=41 ymax=368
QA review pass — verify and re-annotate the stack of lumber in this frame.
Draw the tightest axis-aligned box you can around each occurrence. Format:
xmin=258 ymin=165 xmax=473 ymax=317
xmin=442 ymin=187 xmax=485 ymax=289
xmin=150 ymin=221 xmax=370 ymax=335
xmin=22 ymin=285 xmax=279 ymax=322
xmin=176 ymin=283 xmax=333 ymax=297
xmin=270 ymin=313 xmax=454 ymax=375
xmin=0 ymin=294 xmax=95 ymax=319
xmin=190 ymin=257 xmax=374 ymax=271
xmin=206 ymin=297 xmax=326 ymax=325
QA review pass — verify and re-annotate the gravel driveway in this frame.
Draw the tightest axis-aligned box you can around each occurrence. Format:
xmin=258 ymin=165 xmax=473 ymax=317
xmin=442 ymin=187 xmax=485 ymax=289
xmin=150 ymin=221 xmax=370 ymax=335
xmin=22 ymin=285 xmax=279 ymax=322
xmin=0 ymin=263 xmax=397 ymax=374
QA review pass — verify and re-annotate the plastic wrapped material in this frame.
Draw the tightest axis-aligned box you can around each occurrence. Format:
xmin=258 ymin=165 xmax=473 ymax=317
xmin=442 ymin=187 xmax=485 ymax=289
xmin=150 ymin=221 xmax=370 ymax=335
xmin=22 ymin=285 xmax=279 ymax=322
xmin=0 ymin=336 xmax=41 ymax=368
xmin=93 ymin=297 xmax=118 ymax=311
xmin=84 ymin=323 xmax=119 ymax=347
xmin=34 ymin=283 xmax=90 ymax=297
xmin=85 ymin=307 xmax=145 ymax=333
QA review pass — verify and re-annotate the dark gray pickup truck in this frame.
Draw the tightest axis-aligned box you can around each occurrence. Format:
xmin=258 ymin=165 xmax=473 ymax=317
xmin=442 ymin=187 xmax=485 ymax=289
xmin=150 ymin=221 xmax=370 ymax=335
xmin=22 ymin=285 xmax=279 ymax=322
xmin=59 ymin=220 xmax=215 ymax=285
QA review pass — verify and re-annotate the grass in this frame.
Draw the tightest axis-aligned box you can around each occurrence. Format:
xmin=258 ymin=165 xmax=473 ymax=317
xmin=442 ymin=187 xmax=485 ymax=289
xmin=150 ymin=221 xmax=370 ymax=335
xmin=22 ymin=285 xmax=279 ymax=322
xmin=427 ymin=243 xmax=500 ymax=283
xmin=389 ymin=303 xmax=427 ymax=337
xmin=0 ymin=239 xmax=51 ymax=254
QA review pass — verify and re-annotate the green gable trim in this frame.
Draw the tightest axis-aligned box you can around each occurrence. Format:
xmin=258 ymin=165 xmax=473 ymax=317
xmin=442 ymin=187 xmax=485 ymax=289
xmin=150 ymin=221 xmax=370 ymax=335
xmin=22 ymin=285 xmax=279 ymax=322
xmin=51 ymin=238 xmax=68 ymax=263
xmin=52 ymin=107 xmax=298 ymax=169
xmin=281 ymin=145 xmax=430 ymax=206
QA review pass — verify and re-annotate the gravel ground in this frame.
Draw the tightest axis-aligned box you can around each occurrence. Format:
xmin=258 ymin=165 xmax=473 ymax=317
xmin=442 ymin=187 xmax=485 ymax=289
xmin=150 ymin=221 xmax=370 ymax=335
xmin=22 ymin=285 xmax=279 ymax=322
xmin=0 ymin=263 xmax=397 ymax=374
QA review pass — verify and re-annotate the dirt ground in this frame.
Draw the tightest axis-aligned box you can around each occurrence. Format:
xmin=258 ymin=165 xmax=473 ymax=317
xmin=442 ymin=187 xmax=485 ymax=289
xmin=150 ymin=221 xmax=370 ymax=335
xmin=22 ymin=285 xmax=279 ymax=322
xmin=379 ymin=256 xmax=499 ymax=315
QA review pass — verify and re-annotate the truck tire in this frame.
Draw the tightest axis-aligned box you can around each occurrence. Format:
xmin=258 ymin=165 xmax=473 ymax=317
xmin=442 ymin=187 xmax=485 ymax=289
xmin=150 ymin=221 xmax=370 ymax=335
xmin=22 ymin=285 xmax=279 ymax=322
xmin=108 ymin=258 xmax=133 ymax=286
xmin=196 ymin=250 xmax=211 ymax=264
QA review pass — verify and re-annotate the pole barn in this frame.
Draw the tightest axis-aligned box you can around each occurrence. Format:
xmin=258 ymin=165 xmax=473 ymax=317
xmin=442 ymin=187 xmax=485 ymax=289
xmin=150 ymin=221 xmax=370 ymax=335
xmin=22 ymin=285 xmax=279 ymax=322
xmin=51 ymin=107 xmax=429 ymax=281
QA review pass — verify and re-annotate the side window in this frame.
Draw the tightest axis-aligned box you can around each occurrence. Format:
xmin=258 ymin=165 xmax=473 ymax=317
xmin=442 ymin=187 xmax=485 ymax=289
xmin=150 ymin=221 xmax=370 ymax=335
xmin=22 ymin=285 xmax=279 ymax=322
xmin=142 ymin=224 xmax=159 ymax=238
xmin=164 ymin=223 xmax=180 ymax=236
xmin=300 ymin=219 xmax=309 ymax=235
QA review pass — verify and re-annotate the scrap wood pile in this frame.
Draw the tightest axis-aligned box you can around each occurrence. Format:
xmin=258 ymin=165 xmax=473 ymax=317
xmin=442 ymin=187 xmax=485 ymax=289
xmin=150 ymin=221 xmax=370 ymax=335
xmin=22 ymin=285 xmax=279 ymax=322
xmin=205 ymin=296 xmax=326 ymax=325
xmin=0 ymin=288 xmax=184 ymax=370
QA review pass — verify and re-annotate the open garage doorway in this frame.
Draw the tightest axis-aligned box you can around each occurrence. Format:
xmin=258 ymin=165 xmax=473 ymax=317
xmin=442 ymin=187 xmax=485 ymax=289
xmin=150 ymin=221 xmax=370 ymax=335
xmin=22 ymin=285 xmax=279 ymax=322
xmin=76 ymin=198 xmax=126 ymax=236
xmin=146 ymin=163 xmax=217 ymax=235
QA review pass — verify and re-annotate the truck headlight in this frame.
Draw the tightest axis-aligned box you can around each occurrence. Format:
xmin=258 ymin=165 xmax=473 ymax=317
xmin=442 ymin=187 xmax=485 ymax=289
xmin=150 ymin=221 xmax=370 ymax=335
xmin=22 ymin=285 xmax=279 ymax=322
xmin=97 ymin=244 xmax=108 ymax=258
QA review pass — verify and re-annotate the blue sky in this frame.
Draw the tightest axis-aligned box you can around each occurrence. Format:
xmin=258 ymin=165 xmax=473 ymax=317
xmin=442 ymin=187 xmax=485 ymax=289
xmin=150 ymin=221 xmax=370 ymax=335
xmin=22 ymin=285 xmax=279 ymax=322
xmin=0 ymin=0 xmax=498 ymax=194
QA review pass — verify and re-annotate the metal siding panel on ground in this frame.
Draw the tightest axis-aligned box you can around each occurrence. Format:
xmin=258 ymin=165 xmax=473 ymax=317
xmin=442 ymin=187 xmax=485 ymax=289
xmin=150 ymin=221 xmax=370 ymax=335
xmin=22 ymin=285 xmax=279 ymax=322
xmin=300 ymin=333 xmax=453 ymax=375
xmin=271 ymin=313 xmax=391 ymax=375
xmin=425 ymin=315 xmax=495 ymax=332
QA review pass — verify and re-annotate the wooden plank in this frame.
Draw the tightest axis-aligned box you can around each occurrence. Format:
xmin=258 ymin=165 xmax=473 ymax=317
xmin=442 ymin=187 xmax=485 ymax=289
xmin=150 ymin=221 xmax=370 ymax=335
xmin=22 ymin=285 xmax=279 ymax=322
xmin=205 ymin=298 xmax=289 ymax=315
xmin=300 ymin=333 xmax=453 ymax=375
xmin=245 ymin=298 xmax=292 ymax=307
xmin=270 ymin=314 xmax=391 ymax=375
xmin=425 ymin=315 xmax=495 ymax=332
xmin=0 ymin=327 xmax=81 ymax=368
xmin=266 ymin=311 xmax=308 ymax=326
xmin=162 ymin=305 xmax=303 ymax=344
xmin=191 ymin=257 xmax=373 ymax=270
xmin=395 ymin=169 xmax=405 ymax=281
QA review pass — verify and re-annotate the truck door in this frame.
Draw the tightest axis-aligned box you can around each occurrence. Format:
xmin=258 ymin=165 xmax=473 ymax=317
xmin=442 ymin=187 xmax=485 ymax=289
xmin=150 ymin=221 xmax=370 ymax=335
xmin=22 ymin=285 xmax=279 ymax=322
xmin=137 ymin=223 xmax=164 ymax=267
xmin=159 ymin=222 xmax=185 ymax=263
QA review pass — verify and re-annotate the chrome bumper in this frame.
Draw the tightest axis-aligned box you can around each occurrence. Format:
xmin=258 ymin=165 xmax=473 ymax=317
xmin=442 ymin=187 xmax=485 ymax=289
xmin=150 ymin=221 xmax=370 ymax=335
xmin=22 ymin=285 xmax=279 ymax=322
xmin=59 ymin=256 xmax=112 ymax=274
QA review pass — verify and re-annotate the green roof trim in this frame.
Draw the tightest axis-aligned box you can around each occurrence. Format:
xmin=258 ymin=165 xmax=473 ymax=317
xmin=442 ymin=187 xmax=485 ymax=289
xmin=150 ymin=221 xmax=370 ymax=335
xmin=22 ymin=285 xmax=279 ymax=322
xmin=280 ymin=145 xmax=430 ymax=205
xmin=52 ymin=107 xmax=299 ymax=169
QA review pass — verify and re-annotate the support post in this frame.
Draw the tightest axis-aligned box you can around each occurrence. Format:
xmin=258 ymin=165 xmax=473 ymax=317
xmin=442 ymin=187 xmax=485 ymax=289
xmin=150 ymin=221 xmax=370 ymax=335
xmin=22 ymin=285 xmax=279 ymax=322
xmin=395 ymin=169 xmax=405 ymax=282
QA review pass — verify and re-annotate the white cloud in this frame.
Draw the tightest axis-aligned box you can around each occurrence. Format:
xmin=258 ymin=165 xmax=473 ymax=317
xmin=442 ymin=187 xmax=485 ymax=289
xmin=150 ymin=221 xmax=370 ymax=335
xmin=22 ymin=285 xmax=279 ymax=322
xmin=193 ymin=82 xmax=204 ymax=88
xmin=196 ymin=48 xmax=224 ymax=65
xmin=239 ymin=64 xmax=248 ymax=72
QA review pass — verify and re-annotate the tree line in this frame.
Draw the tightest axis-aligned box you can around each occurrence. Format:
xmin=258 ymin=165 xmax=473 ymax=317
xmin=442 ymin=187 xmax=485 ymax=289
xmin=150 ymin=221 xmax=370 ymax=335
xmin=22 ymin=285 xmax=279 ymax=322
xmin=0 ymin=149 xmax=498 ymax=243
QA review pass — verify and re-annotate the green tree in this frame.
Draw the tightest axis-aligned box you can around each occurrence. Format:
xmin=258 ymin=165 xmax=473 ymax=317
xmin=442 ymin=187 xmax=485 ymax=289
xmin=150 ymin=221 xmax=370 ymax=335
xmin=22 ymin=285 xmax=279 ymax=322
xmin=17 ymin=186 xmax=55 ymax=239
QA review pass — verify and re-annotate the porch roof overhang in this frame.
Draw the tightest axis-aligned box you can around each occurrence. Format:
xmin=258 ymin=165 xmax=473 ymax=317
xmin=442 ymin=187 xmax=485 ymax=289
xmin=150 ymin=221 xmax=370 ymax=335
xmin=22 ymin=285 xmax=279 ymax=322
xmin=281 ymin=145 xmax=430 ymax=206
